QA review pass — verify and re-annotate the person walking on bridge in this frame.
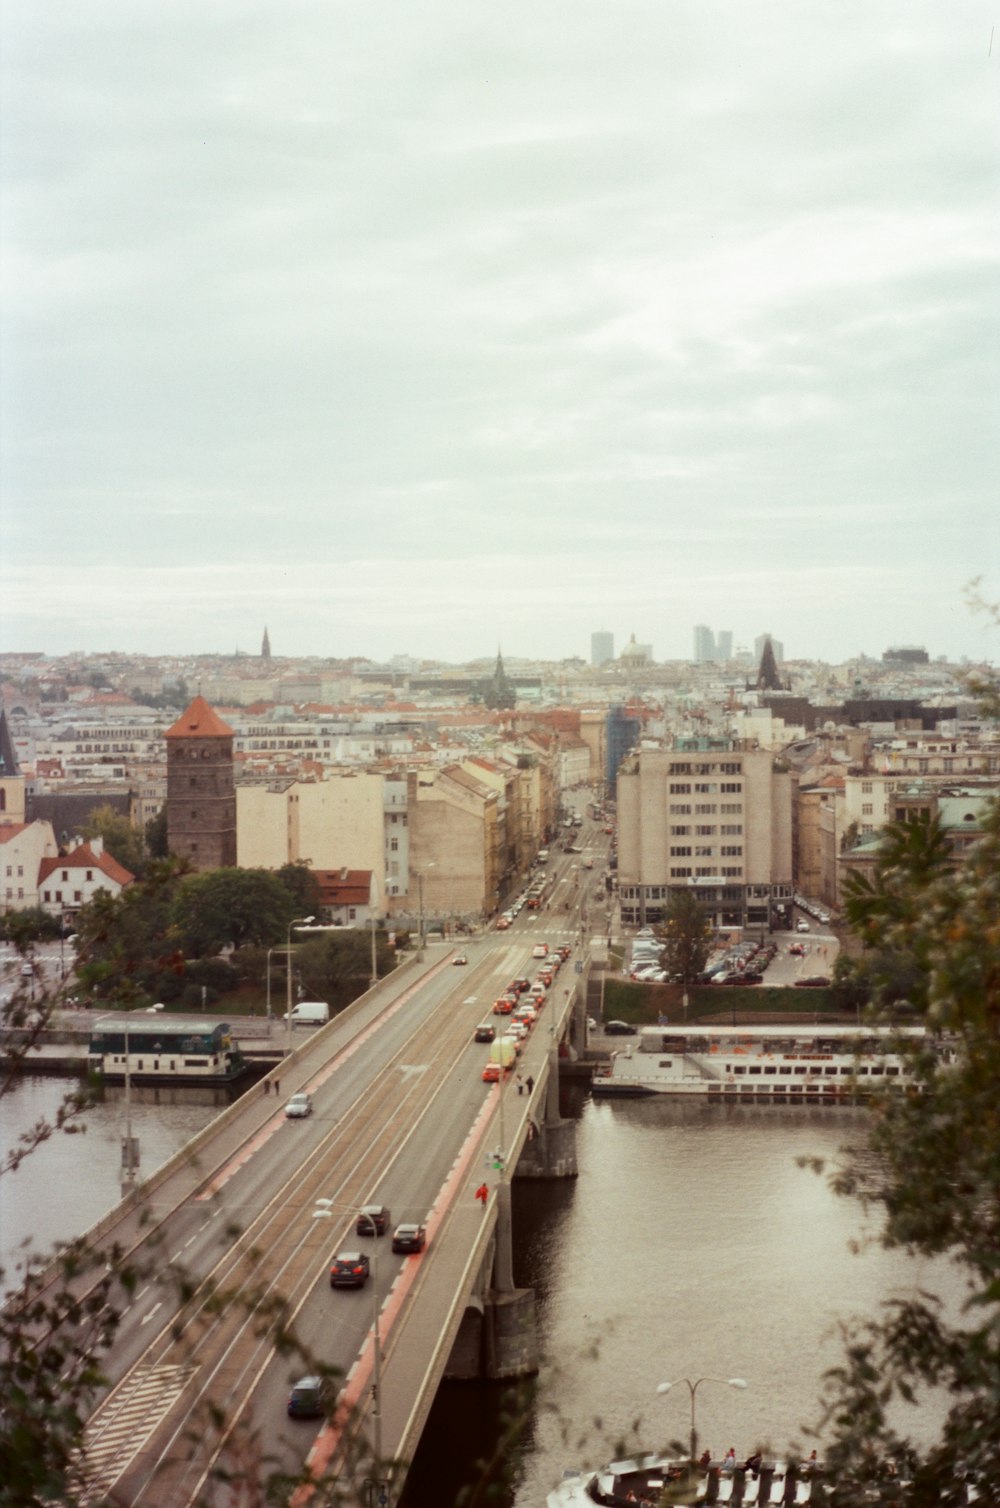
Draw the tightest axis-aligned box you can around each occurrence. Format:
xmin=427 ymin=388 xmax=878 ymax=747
xmin=475 ymin=1183 xmax=489 ymax=1208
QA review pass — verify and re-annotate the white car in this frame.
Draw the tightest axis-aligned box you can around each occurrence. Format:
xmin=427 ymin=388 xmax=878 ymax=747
xmin=285 ymin=1092 xmax=313 ymax=1119
xmin=796 ymin=920 xmax=810 ymax=933
xmin=531 ymin=943 xmax=549 ymax=958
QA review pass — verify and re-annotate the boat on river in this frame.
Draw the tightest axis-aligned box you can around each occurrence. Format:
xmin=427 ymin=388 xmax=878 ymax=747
xmin=547 ymin=1450 xmax=980 ymax=1505
xmin=547 ymin=1453 xmax=827 ymax=1506
xmin=591 ymin=1023 xmax=927 ymax=1100
xmin=87 ymin=1012 xmax=250 ymax=1086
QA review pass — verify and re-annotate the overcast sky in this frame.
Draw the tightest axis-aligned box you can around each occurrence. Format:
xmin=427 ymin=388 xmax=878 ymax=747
xmin=1 ymin=3 xmax=997 ymax=667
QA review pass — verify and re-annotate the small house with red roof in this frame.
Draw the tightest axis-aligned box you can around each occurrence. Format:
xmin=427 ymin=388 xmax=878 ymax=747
xmin=37 ymin=838 xmax=134 ymax=920
xmin=313 ymin=868 xmax=379 ymax=926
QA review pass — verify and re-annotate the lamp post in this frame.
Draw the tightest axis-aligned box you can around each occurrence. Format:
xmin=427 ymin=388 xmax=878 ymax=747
xmin=656 ymin=1376 xmax=748 ymax=1462
xmin=285 ymin=915 xmax=314 ymax=1056
xmin=266 ymin=945 xmax=277 ymax=1022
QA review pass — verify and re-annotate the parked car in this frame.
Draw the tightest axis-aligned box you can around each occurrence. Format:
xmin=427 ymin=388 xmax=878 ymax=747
xmin=330 ymin=1251 xmax=371 ymax=1288
xmin=285 ymin=1092 xmax=313 ymax=1119
xmin=474 ymin=1022 xmax=496 ymax=1043
xmin=288 ymin=1375 xmax=328 ymax=1419
xmin=355 ymin=1205 xmax=391 ymax=1237
xmin=796 ymin=920 xmax=810 ymax=933
xmin=795 ymin=976 xmax=831 ymax=988
xmin=605 ymin=1020 xmax=637 ymax=1036
xmin=392 ymin=1222 xmax=427 ymax=1254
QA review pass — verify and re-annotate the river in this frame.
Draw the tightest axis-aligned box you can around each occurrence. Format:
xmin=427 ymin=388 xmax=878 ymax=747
xmin=1 ymin=1076 xmax=961 ymax=1507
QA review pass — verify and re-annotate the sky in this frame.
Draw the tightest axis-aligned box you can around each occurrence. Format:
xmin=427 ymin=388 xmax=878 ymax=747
xmin=1 ymin=2 xmax=997 ymax=667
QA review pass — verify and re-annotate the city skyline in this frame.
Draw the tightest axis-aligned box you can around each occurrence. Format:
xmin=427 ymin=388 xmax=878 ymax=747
xmin=2 ymin=4 xmax=997 ymax=666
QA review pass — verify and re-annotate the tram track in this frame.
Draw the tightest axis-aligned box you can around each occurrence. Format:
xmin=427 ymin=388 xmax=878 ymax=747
xmin=73 ymin=950 xmax=518 ymax=1507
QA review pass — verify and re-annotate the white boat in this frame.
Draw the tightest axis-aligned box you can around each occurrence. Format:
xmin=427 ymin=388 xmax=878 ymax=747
xmin=547 ymin=1453 xmax=827 ymax=1506
xmin=591 ymin=1023 xmax=927 ymax=1100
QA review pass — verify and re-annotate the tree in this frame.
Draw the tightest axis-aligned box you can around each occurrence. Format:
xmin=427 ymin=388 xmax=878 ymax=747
xmin=144 ymin=803 xmax=169 ymax=859
xmin=658 ymin=890 xmax=713 ymax=1006
xmin=79 ymin=803 xmax=146 ymax=878
xmin=275 ymin=860 xmax=322 ymax=918
xmin=170 ymin=867 xmax=298 ymax=956
xmin=811 ymin=795 xmax=1000 ymax=1501
xmin=72 ymin=858 xmax=189 ymax=1006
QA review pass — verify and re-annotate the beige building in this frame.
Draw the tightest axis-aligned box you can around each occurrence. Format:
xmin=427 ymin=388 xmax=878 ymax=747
xmin=407 ymin=764 xmax=502 ymax=920
xmin=237 ymin=770 xmax=388 ymax=902
xmin=1 ymin=820 xmax=58 ymax=912
xmin=616 ymin=740 xmax=793 ymax=929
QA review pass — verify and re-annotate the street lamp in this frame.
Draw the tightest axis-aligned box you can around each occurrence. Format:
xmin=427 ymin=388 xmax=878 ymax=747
xmin=656 ymin=1376 xmax=748 ymax=1462
xmin=285 ymin=915 xmax=314 ymax=1055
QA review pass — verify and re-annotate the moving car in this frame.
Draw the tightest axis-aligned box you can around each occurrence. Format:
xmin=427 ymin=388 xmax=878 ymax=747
xmin=355 ymin=1205 xmax=390 ymax=1236
xmin=330 ymin=1251 xmax=370 ymax=1288
xmin=392 ymin=1222 xmax=427 ymax=1254
xmin=452 ymin=953 xmax=468 ymax=966
xmin=604 ymin=1019 xmax=637 ymax=1036
xmin=285 ymin=1092 xmax=313 ymax=1119
xmin=531 ymin=943 xmax=549 ymax=958
xmin=474 ymin=1022 xmax=496 ymax=1043
xmin=288 ymin=1376 xmax=328 ymax=1419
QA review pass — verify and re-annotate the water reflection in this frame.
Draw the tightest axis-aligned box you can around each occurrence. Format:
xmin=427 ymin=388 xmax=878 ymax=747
xmin=403 ymin=1088 xmax=961 ymax=1508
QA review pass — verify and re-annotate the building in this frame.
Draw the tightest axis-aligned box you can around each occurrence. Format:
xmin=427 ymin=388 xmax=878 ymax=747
xmin=1 ymin=820 xmax=58 ymax=913
xmin=616 ymin=739 xmax=793 ymax=930
xmin=755 ymin=632 xmax=784 ymax=664
xmin=37 ymin=838 xmax=134 ymax=921
xmin=313 ymin=868 xmax=378 ymax=925
xmin=693 ymin=626 xmax=716 ymax=663
xmin=591 ymin=631 xmax=614 ymax=668
xmin=165 ymin=696 xmax=237 ymax=871
xmin=605 ymin=705 xmax=641 ymax=792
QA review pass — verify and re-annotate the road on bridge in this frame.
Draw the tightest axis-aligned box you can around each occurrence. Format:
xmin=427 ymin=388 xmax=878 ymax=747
xmin=44 ymin=845 xmax=598 ymax=1508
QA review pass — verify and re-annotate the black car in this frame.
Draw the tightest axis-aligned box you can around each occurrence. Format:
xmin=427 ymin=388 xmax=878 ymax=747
xmin=355 ymin=1204 xmax=390 ymax=1237
xmin=474 ymin=1023 xmax=496 ymax=1043
xmin=604 ymin=1019 xmax=637 ymax=1036
xmin=391 ymin=1222 xmax=427 ymax=1254
xmin=288 ymin=1375 xmax=328 ymax=1418
xmin=330 ymin=1251 xmax=371 ymax=1287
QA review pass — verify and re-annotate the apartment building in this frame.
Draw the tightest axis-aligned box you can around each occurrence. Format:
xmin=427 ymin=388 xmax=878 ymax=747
xmin=616 ymin=739 xmax=793 ymax=930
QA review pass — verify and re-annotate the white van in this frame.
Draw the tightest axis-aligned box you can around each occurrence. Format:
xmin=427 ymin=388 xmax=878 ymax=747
xmin=285 ymin=1000 xmax=330 ymax=1026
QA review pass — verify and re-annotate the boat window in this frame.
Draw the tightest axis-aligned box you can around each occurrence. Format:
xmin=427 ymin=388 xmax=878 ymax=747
xmin=856 ymin=1066 xmax=869 ymax=1074
xmin=779 ymin=1066 xmax=792 ymax=1075
xmin=885 ymin=1067 xmax=899 ymax=1077
xmin=870 ymin=1067 xmax=885 ymax=1076
xmin=733 ymin=1066 xmax=745 ymax=1075
xmin=825 ymin=1067 xmax=838 ymax=1076
xmin=747 ymin=1065 xmax=762 ymax=1075
xmin=763 ymin=1066 xmax=777 ymax=1075
xmin=794 ymin=1066 xmax=808 ymax=1075
xmin=657 ymin=1059 xmax=674 ymax=1068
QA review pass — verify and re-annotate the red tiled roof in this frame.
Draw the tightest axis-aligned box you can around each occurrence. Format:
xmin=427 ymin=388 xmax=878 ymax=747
xmin=38 ymin=841 xmax=134 ymax=888
xmin=165 ymin=696 xmax=235 ymax=740
xmin=0 ymin=823 xmax=30 ymax=843
xmin=314 ymin=868 xmax=374 ymax=906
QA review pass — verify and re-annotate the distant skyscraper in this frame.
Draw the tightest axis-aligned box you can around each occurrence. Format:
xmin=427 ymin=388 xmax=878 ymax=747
xmin=693 ymin=625 xmax=716 ymax=662
xmin=591 ymin=631 xmax=614 ymax=667
xmin=716 ymin=630 xmax=733 ymax=661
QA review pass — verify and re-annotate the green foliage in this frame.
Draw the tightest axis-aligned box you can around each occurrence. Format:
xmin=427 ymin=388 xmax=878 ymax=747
xmin=658 ymin=890 xmax=713 ymax=997
xmin=78 ymin=802 xmax=146 ymax=878
xmin=814 ymin=794 xmax=1000 ymax=1499
xmin=73 ymin=857 xmax=189 ymax=1007
xmin=169 ymin=867 xmax=299 ymax=956
xmin=0 ymin=907 xmax=63 ymax=947
xmin=297 ymin=928 xmax=394 ymax=1001
xmin=144 ymin=802 xmax=169 ymax=859
xmin=275 ymin=861 xmax=321 ymax=917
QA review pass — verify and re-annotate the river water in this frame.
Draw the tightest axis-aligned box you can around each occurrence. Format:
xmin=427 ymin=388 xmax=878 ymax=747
xmin=1 ymin=1077 xmax=962 ymax=1507
xmin=403 ymin=1084 xmax=964 ymax=1508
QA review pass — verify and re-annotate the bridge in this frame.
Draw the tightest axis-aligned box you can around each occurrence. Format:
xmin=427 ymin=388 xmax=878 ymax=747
xmin=44 ymin=920 xmax=597 ymax=1507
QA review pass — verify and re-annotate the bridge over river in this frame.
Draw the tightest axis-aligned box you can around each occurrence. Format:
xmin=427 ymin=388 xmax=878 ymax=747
xmin=27 ymin=925 xmax=594 ymax=1507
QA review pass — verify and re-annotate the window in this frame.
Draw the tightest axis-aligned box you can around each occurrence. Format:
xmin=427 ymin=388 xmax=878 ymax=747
xmin=669 ymin=783 xmax=691 ymax=794
xmin=719 ymin=762 xmax=741 ymax=775
xmin=721 ymin=845 xmax=743 ymax=857
xmin=721 ymin=782 xmax=741 ymax=794
xmin=671 ymin=825 xmax=690 ymax=836
xmin=861 ymin=803 xmax=873 ymax=816
xmin=695 ymin=845 xmax=713 ymax=857
xmin=671 ymin=803 xmax=692 ymax=815
xmin=695 ymin=825 xmax=714 ymax=836
xmin=670 ymin=867 xmax=692 ymax=878
xmin=720 ymin=824 xmax=742 ymax=835
xmin=670 ymin=846 xmax=692 ymax=857
xmin=861 ymin=781 xmax=873 ymax=794
xmin=390 ymin=838 xmax=399 ymax=851
xmin=694 ymin=782 xmax=718 ymax=794
xmin=43 ymin=890 xmax=51 ymax=902
xmin=86 ymin=870 xmax=93 ymax=881
xmin=694 ymin=803 xmax=716 ymax=815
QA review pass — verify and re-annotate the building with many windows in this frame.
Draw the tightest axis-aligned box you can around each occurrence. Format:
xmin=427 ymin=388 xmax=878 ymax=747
xmin=616 ymin=738 xmax=793 ymax=930
xmin=591 ymin=631 xmax=614 ymax=667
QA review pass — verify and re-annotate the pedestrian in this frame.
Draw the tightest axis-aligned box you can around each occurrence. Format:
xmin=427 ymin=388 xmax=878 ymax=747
xmin=722 ymin=1448 xmax=737 ymax=1475
xmin=263 ymin=1081 xmax=269 ymax=1096
xmin=516 ymin=1074 xmax=523 ymax=1095
xmin=475 ymin=1182 xmax=489 ymax=1207
xmin=526 ymin=1075 xmax=534 ymax=1093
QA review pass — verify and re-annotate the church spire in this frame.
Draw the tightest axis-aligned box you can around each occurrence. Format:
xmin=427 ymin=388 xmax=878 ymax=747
xmin=261 ymin=626 xmax=271 ymax=660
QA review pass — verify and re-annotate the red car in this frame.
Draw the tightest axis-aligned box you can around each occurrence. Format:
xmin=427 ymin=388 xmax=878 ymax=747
xmin=492 ymin=995 xmax=516 ymax=1015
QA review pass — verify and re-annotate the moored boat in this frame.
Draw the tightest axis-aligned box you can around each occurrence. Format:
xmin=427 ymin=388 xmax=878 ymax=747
xmin=547 ymin=1453 xmax=826 ymax=1506
xmin=591 ymin=1024 xmax=929 ymax=1100
xmin=87 ymin=1011 xmax=250 ymax=1086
